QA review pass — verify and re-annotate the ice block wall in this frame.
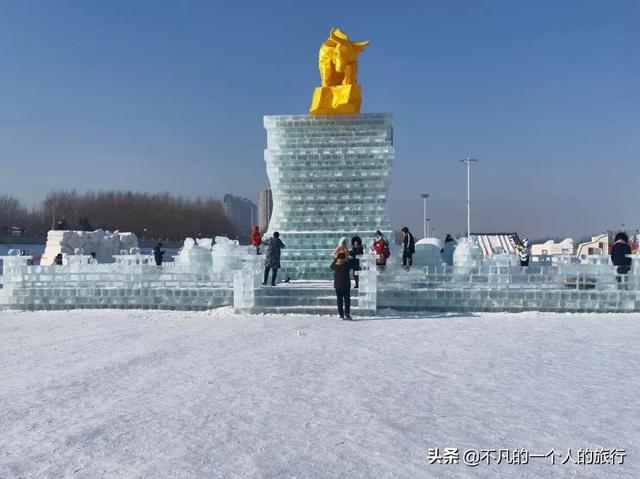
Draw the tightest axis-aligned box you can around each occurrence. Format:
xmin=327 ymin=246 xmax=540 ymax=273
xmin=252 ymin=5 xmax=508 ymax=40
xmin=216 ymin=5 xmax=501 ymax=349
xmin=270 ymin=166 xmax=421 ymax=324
xmin=264 ymin=113 xmax=394 ymax=279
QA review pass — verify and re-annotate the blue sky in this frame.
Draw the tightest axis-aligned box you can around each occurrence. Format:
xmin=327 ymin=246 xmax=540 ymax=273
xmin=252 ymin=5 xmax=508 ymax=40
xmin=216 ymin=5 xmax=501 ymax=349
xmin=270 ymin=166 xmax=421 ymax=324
xmin=0 ymin=0 xmax=638 ymax=238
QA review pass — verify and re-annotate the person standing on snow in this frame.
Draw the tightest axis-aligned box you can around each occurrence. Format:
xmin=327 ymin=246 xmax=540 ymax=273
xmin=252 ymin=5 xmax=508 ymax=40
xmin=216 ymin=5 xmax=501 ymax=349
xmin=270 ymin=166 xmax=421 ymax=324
xmin=263 ymin=231 xmax=285 ymax=286
xmin=331 ymin=252 xmax=353 ymax=320
xmin=372 ymin=230 xmax=390 ymax=268
xmin=251 ymin=225 xmax=262 ymax=255
xmin=401 ymin=226 xmax=416 ymax=268
xmin=350 ymin=236 xmax=364 ymax=289
xmin=611 ymin=232 xmax=632 ymax=287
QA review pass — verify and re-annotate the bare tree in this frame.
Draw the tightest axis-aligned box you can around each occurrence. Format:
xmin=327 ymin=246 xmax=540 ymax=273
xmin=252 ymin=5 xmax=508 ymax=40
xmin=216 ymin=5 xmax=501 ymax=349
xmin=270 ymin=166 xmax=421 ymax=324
xmin=18 ymin=190 xmax=238 ymax=240
xmin=0 ymin=195 xmax=28 ymax=231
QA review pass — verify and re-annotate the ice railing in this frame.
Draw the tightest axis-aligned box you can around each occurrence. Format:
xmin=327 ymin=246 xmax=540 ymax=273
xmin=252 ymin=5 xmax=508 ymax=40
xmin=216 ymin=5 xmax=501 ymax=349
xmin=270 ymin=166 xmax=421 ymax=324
xmin=379 ymin=260 xmax=640 ymax=291
xmin=375 ymin=252 xmax=640 ymax=312
xmin=0 ymin=238 xmax=264 ymax=311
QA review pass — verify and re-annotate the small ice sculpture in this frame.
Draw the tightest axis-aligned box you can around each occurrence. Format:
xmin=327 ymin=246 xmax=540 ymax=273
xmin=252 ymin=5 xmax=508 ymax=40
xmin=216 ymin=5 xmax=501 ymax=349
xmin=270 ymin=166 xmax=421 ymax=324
xmin=413 ymin=240 xmax=445 ymax=268
xmin=212 ymin=236 xmax=244 ymax=274
xmin=177 ymin=237 xmax=213 ymax=269
xmin=453 ymin=237 xmax=483 ymax=274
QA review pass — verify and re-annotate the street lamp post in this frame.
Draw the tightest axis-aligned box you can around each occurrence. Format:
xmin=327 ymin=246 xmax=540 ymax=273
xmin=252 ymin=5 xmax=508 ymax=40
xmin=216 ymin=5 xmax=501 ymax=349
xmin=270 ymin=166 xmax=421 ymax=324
xmin=420 ymin=194 xmax=430 ymax=239
xmin=461 ymin=158 xmax=478 ymax=238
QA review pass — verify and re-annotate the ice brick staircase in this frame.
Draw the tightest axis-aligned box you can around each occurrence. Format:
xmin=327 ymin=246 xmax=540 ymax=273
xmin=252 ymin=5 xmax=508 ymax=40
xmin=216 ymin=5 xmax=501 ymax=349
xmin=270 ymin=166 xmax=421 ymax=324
xmin=249 ymin=281 xmax=364 ymax=316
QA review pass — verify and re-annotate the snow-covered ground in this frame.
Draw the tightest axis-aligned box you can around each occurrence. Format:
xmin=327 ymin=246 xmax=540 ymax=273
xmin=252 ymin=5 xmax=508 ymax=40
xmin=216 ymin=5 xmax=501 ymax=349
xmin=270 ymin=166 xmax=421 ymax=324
xmin=1 ymin=309 xmax=639 ymax=478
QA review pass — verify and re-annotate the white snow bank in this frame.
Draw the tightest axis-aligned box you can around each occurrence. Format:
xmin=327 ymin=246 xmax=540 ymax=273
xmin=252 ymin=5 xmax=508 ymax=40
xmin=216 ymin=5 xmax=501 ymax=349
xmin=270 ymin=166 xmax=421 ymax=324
xmin=0 ymin=310 xmax=638 ymax=478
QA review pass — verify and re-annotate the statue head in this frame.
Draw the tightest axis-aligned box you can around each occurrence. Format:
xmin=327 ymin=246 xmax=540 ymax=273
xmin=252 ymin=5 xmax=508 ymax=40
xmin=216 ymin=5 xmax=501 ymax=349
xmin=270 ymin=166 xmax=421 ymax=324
xmin=324 ymin=28 xmax=369 ymax=73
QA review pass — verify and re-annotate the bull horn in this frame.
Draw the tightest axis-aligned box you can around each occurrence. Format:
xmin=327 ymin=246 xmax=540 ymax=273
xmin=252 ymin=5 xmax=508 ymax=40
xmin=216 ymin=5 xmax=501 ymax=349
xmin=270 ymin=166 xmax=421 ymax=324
xmin=352 ymin=39 xmax=370 ymax=51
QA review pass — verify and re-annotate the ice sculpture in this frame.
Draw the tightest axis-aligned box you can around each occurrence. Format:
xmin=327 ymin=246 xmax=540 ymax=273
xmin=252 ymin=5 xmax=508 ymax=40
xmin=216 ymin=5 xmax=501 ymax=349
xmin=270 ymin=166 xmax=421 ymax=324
xmin=453 ymin=237 xmax=483 ymax=274
xmin=175 ymin=236 xmax=252 ymax=275
xmin=264 ymin=113 xmax=394 ymax=279
xmin=41 ymin=229 xmax=138 ymax=265
xmin=177 ymin=237 xmax=213 ymax=269
xmin=211 ymin=236 xmax=245 ymax=274
xmin=413 ymin=240 xmax=445 ymax=268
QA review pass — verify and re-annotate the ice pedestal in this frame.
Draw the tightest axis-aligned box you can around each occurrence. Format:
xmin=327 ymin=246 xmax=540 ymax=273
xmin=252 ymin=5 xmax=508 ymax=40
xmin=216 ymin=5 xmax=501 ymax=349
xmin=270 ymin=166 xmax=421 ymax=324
xmin=233 ymin=253 xmax=263 ymax=313
xmin=356 ymin=252 xmax=378 ymax=315
xmin=264 ymin=113 xmax=394 ymax=280
xmin=233 ymin=269 xmax=255 ymax=313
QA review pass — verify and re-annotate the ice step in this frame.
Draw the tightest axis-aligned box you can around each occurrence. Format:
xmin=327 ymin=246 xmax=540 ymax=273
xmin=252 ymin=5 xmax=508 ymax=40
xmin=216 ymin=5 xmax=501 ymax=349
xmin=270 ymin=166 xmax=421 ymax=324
xmin=257 ymin=286 xmax=338 ymax=295
xmin=248 ymin=305 xmax=367 ymax=316
xmin=254 ymin=296 xmax=359 ymax=307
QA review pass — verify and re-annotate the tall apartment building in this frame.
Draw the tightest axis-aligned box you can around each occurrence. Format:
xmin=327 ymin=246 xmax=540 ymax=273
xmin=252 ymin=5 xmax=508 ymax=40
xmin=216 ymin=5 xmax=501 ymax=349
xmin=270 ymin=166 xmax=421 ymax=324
xmin=223 ymin=194 xmax=257 ymax=236
xmin=258 ymin=187 xmax=273 ymax=233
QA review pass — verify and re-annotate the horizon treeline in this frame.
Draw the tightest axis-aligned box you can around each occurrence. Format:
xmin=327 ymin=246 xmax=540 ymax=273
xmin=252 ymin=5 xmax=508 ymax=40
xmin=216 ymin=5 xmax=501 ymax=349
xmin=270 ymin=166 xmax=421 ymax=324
xmin=0 ymin=190 xmax=238 ymax=241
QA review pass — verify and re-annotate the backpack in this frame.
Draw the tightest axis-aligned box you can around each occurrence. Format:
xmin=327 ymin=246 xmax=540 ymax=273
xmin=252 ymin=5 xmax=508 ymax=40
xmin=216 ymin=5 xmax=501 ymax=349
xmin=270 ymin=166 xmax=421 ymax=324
xmin=382 ymin=241 xmax=390 ymax=260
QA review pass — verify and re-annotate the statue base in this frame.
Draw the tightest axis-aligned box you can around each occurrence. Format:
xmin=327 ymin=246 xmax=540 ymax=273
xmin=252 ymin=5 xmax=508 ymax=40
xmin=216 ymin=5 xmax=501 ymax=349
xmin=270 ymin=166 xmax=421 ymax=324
xmin=309 ymin=84 xmax=362 ymax=115
xmin=264 ymin=113 xmax=394 ymax=279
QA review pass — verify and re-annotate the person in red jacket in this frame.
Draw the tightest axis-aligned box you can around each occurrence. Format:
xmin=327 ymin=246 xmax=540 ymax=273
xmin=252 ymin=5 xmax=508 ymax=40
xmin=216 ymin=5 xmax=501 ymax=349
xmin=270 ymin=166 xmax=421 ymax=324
xmin=251 ymin=225 xmax=262 ymax=255
xmin=371 ymin=230 xmax=390 ymax=268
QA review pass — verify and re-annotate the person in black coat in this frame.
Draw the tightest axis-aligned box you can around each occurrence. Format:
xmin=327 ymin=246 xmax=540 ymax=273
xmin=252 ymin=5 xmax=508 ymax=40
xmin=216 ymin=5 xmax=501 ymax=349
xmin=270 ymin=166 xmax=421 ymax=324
xmin=350 ymin=236 xmax=364 ymax=289
xmin=153 ymin=243 xmax=165 ymax=266
xmin=263 ymin=231 xmax=286 ymax=286
xmin=611 ymin=232 xmax=632 ymax=286
xmin=331 ymin=252 xmax=352 ymax=320
xmin=401 ymin=227 xmax=415 ymax=267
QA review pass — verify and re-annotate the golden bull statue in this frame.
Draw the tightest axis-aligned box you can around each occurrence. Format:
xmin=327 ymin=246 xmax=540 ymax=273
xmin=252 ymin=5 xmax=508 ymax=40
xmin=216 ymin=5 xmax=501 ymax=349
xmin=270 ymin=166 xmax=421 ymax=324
xmin=310 ymin=28 xmax=370 ymax=115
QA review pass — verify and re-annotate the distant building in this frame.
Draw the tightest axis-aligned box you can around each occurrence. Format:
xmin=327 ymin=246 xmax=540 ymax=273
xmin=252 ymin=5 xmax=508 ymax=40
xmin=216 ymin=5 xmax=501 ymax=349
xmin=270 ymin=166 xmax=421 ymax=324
xmin=576 ymin=234 xmax=610 ymax=258
xmin=530 ymin=238 xmax=574 ymax=257
xmin=258 ymin=187 xmax=273 ymax=233
xmin=472 ymin=233 xmax=521 ymax=256
xmin=223 ymin=194 xmax=257 ymax=236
